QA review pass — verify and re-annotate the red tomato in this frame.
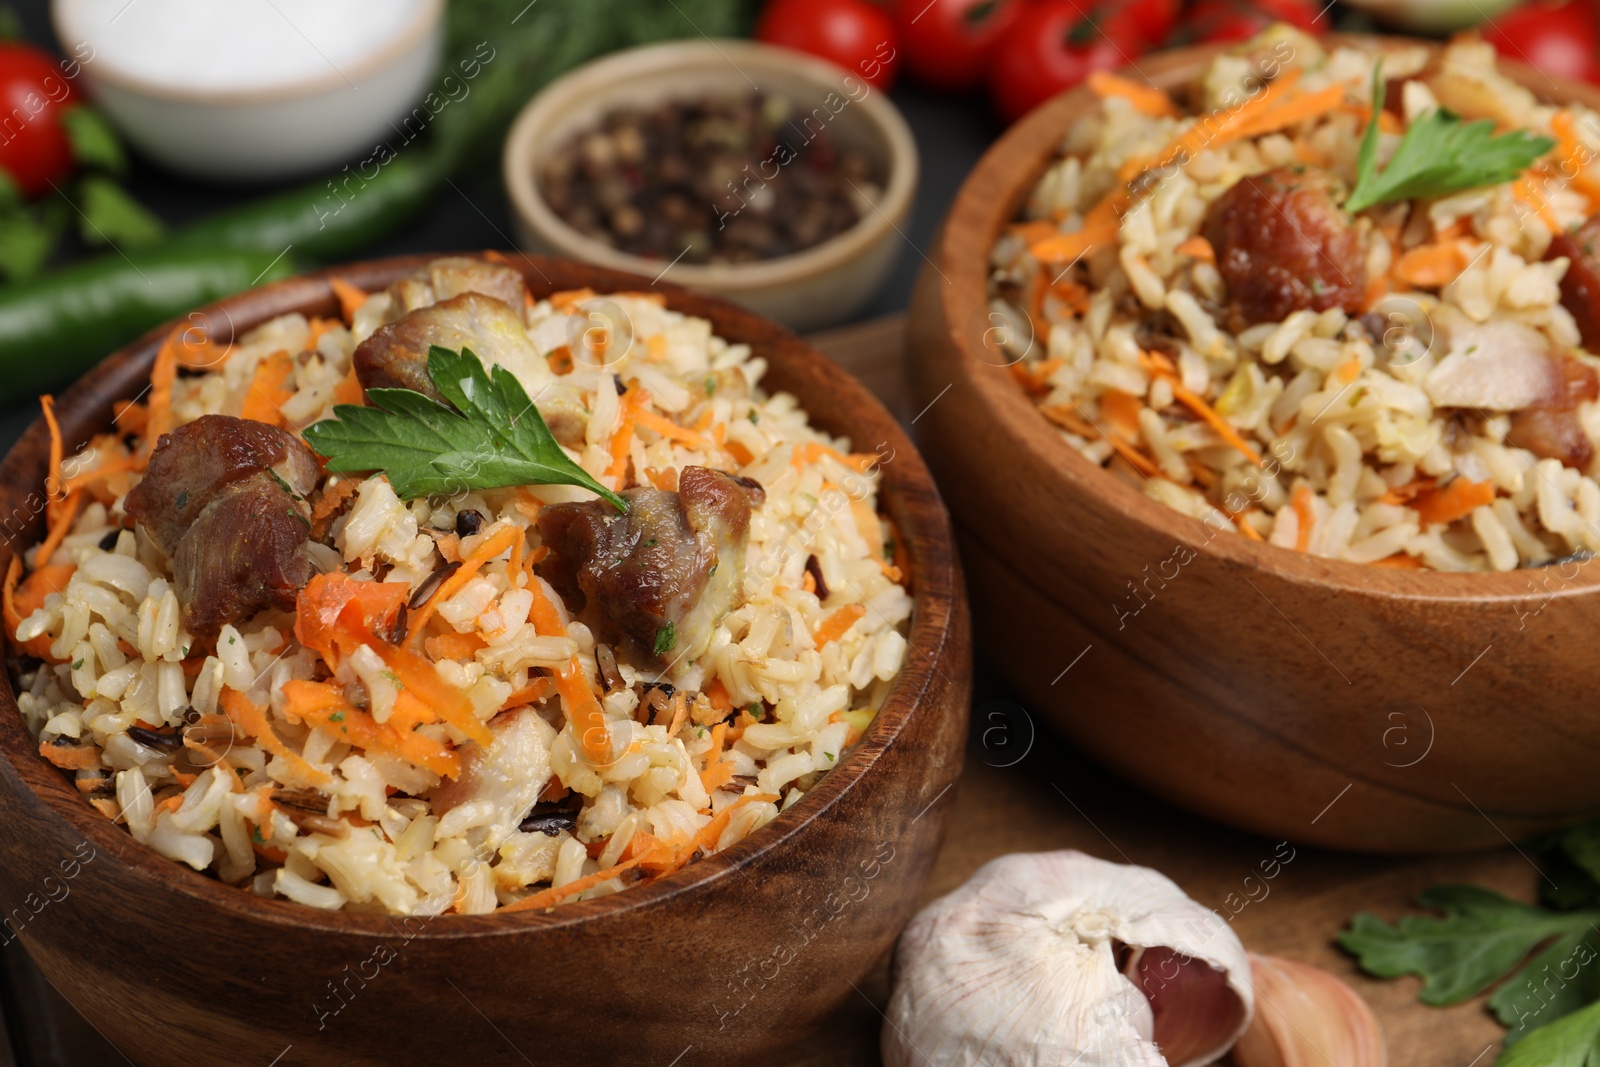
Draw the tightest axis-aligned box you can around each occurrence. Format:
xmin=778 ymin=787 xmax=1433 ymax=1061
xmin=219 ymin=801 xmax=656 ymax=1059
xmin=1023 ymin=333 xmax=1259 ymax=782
xmin=989 ymin=1 xmax=1147 ymax=122
xmin=1484 ymin=0 xmax=1600 ymax=86
xmin=1123 ymin=0 xmax=1183 ymax=45
xmin=755 ymin=0 xmax=902 ymax=89
xmin=896 ymin=0 xmax=1023 ymax=93
xmin=0 ymin=43 xmax=77 ymax=198
xmin=1173 ymin=0 xmax=1323 ymax=45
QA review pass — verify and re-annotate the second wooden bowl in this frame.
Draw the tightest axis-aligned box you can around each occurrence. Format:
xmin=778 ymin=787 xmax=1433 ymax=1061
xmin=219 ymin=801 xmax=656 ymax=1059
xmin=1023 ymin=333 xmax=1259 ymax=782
xmin=0 ymin=254 xmax=970 ymax=1066
xmin=909 ymin=41 xmax=1600 ymax=853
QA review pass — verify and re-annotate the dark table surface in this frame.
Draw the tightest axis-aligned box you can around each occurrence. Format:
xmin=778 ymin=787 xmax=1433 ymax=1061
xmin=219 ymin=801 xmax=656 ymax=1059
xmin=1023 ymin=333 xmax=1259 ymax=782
xmin=3 ymin=0 xmax=1003 ymax=450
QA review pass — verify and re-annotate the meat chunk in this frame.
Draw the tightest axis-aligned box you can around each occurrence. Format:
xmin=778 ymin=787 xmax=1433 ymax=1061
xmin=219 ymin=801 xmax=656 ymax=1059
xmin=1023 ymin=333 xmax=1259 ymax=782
xmin=1506 ymin=355 xmax=1600 ymax=469
xmin=125 ymin=415 xmax=320 ymax=638
xmin=125 ymin=415 xmax=320 ymax=557
xmin=430 ymin=707 xmax=556 ymax=851
xmin=1202 ymin=166 xmax=1367 ymax=329
xmin=381 ymin=256 xmax=530 ymax=322
xmin=352 ymin=292 xmax=550 ymax=401
xmin=537 ymin=466 xmax=760 ymax=666
xmin=1547 ymin=214 xmax=1600 ymax=350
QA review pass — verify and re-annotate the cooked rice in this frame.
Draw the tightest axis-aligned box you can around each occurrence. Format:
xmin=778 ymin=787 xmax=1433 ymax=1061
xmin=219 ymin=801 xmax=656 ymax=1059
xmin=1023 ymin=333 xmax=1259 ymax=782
xmin=991 ymin=30 xmax=1600 ymax=571
xmin=10 ymin=277 xmax=909 ymax=915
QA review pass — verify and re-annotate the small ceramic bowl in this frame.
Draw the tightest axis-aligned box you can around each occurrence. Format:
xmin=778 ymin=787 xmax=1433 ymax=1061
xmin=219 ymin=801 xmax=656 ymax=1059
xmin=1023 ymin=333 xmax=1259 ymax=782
xmin=51 ymin=0 xmax=444 ymax=182
xmin=909 ymin=38 xmax=1600 ymax=854
xmin=0 ymin=253 xmax=970 ymax=1067
xmin=503 ymin=40 xmax=920 ymax=334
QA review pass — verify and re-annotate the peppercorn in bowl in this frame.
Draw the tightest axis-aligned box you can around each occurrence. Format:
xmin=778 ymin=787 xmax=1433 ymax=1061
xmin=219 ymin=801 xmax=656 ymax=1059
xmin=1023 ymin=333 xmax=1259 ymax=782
xmin=503 ymin=40 xmax=919 ymax=333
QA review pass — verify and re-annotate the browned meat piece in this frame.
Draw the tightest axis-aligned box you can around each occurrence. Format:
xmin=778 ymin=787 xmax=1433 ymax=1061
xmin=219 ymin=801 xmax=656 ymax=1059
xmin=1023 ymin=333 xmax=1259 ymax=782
xmin=427 ymin=257 xmax=528 ymax=308
xmin=1505 ymin=354 xmax=1600 ymax=469
xmin=352 ymin=292 xmax=549 ymax=401
xmin=1547 ymin=215 xmax=1600 ymax=350
xmin=382 ymin=257 xmax=530 ymax=321
xmin=170 ymin=474 xmax=313 ymax=639
xmin=125 ymin=415 xmax=320 ymax=638
xmin=537 ymin=466 xmax=759 ymax=665
xmin=125 ymin=415 xmax=319 ymax=556
xmin=1202 ymin=166 xmax=1367 ymax=329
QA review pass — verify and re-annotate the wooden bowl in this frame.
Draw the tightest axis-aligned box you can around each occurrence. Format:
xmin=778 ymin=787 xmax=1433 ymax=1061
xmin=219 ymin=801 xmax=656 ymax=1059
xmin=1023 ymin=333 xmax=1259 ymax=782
xmin=909 ymin=39 xmax=1600 ymax=853
xmin=0 ymin=254 xmax=970 ymax=1066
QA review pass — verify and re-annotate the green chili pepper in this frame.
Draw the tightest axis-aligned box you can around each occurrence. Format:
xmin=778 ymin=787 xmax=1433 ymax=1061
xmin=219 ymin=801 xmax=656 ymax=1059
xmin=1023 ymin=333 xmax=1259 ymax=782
xmin=0 ymin=246 xmax=301 ymax=403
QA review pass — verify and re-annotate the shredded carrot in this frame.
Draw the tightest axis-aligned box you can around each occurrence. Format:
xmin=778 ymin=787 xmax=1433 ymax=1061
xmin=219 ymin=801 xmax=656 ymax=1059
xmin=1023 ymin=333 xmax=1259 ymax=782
xmin=633 ymin=407 xmax=710 ymax=450
xmin=1513 ymin=174 xmax=1562 ymax=232
xmin=1162 ymin=373 xmax=1264 ymax=467
xmin=605 ymin=385 xmax=643 ymax=489
xmin=220 ymin=689 xmax=332 ymax=787
xmin=1010 ymin=220 xmax=1058 ymax=245
xmin=526 ymin=578 xmax=611 ymax=765
xmin=329 ymin=278 xmax=368 ymax=323
xmin=280 ymin=680 xmax=461 ymax=778
xmin=112 ymin=399 xmax=147 ymax=436
xmin=332 ymin=365 xmax=364 ymax=408
xmin=1087 ymin=70 xmax=1179 ymax=117
xmin=34 ymin=490 xmax=82 ymax=569
xmin=549 ymin=288 xmax=597 ymax=310
xmin=1292 ymin=485 xmax=1315 ymax=552
xmin=699 ymin=722 xmax=735 ymax=793
xmin=1377 ymin=477 xmax=1434 ymax=506
xmin=815 ymin=603 xmax=866 ymax=648
xmin=499 ymin=678 xmax=552 ymax=713
xmin=789 ymin=442 xmax=877 ymax=473
xmin=1410 ymin=478 xmax=1495 ymax=527
xmin=1107 ymin=432 xmax=1160 ymax=477
xmin=295 ymin=571 xmax=409 ymax=665
xmin=499 ymin=854 xmax=650 ymax=912
xmin=154 ymin=793 xmax=185 ymax=817
xmin=704 ymin=678 xmax=733 ymax=714
xmin=38 ymin=740 xmax=97 ymax=771
xmin=1392 ymin=240 xmax=1471 ymax=289
xmin=426 ymin=630 xmax=488 ymax=662
xmin=1362 ymin=273 xmax=1390 ymax=311
xmin=1334 ymin=355 xmax=1364 ymax=385
xmin=240 ymin=349 xmax=296 ymax=426
xmin=667 ymin=691 xmax=689 ymax=738
xmin=41 ymin=394 xmax=64 ymax=506
xmin=311 ymin=478 xmax=359 ymax=525
xmin=1552 ymin=109 xmax=1600 ymax=206
xmin=1227 ymin=82 xmax=1348 ymax=142
xmin=61 ymin=455 xmax=138 ymax=497
xmin=545 ymin=344 xmax=575 ymax=375
xmin=1039 ymin=404 xmax=1100 ymax=438
xmin=1009 ymin=358 xmax=1064 ymax=397
xmin=139 ymin=331 xmax=181 ymax=467
xmin=1098 ymin=390 xmax=1144 ymax=441
xmin=1030 ymin=195 xmax=1124 ymax=264
xmin=1175 ymin=235 xmax=1216 ymax=263
xmin=1236 ymin=513 xmax=1265 ymax=541
xmin=405 ymin=524 xmax=520 ymax=642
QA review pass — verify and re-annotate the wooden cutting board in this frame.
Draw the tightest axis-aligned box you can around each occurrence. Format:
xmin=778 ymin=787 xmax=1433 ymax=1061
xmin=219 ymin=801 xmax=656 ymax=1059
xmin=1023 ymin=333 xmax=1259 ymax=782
xmin=0 ymin=316 xmax=1528 ymax=1067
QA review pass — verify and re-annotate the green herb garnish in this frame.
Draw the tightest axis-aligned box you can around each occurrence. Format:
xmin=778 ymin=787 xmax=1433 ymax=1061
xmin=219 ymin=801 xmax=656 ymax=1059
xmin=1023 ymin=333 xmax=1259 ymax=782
xmin=329 ymin=711 xmax=346 ymax=722
xmin=1345 ymin=63 xmax=1555 ymax=213
xmin=652 ymin=622 xmax=676 ymax=656
xmin=303 ymin=346 xmax=626 ymax=510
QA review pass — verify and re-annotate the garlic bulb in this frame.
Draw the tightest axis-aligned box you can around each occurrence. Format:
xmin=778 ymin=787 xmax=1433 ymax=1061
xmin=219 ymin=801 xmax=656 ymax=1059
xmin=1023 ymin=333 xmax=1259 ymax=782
xmin=883 ymin=850 xmax=1253 ymax=1067
xmin=1231 ymin=954 xmax=1387 ymax=1067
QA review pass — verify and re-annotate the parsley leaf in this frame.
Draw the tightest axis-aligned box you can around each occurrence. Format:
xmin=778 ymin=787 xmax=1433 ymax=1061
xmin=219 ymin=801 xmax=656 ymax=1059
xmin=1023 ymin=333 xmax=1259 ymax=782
xmin=303 ymin=346 xmax=627 ymax=510
xmin=1497 ymin=1000 xmax=1600 ymax=1066
xmin=60 ymin=106 xmax=127 ymax=175
xmin=1344 ymin=63 xmax=1555 ymax=213
xmin=653 ymin=621 xmax=676 ymax=656
xmin=1341 ymin=885 xmax=1600 ymax=1045
xmin=77 ymin=176 xmax=166 ymax=249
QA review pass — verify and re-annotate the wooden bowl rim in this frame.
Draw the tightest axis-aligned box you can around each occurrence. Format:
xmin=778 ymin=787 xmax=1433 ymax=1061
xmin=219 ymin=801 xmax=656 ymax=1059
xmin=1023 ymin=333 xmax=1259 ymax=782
xmin=935 ymin=33 xmax=1600 ymax=603
xmin=0 ymin=252 xmax=960 ymax=938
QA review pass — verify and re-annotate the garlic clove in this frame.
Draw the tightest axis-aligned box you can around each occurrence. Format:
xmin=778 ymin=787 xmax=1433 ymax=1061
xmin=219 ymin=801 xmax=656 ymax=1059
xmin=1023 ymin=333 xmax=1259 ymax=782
xmin=1231 ymin=953 xmax=1388 ymax=1067
xmin=1129 ymin=947 xmax=1252 ymax=1066
xmin=883 ymin=850 xmax=1254 ymax=1067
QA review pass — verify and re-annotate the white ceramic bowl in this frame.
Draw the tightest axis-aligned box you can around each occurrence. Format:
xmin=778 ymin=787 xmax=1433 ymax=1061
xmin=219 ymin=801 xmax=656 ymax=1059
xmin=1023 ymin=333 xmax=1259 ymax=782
xmin=503 ymin=39 xmax=920 ymax=334
xmin=51 ymin=0 xmax=443 ymax=182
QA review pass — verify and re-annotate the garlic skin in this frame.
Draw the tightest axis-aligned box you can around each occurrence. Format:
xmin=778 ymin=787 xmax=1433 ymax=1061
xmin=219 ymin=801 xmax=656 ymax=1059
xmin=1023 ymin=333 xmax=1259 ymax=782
xmin=1231 ymin=954 xmax=1387 ymax=1067
xmin=883 ymin=850 xmax=1254 ymax=1067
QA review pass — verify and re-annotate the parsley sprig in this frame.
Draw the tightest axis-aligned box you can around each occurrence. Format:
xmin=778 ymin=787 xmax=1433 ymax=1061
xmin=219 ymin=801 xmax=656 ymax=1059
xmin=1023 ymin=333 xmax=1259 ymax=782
xmin=1344 ymin=64 xmax=1555 ymax=213
xmin=1341 ymin=819 xmax=1600 ymax=1062
xmin=303 ymin=346 xmax=627 ymax=510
